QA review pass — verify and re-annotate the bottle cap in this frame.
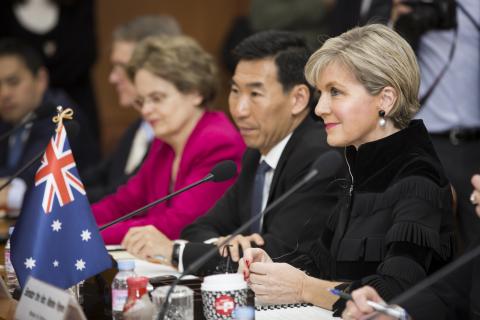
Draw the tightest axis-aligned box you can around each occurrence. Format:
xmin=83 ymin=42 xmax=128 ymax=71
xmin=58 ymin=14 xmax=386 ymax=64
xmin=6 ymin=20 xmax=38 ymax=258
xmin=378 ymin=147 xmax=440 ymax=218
xmin=127 ymin=276 xmax=149 ymax=288
xmin=117 ymin=259 xmax=135 ymax=271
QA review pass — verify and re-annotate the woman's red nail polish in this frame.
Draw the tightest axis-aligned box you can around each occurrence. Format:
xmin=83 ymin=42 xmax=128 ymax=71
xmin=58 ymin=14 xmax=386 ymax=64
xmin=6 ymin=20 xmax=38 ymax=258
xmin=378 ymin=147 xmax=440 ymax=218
xmin=243 ymin=270 xmax=248 ymax=281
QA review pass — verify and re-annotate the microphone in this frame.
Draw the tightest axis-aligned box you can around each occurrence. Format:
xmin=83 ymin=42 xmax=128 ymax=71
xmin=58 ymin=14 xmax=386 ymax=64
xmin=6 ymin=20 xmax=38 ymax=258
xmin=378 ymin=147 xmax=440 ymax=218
xmin=210 ymin=160 xmax=237 ymax=182
xmin=0 ymin=104 xmax=57 ymax=143
xmin=0 ymin=120 xmax=80 ymax=191
xmin=156 ymin=151 xmax=343 ymax=320
xmin=99 ymin=160 xmax=237 ymax=231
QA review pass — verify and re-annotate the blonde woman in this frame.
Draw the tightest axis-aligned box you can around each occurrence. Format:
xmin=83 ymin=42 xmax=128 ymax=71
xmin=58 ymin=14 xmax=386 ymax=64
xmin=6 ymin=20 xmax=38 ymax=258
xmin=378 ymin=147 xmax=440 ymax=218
xmin=239 ymin=24 xmax=455 ymax=316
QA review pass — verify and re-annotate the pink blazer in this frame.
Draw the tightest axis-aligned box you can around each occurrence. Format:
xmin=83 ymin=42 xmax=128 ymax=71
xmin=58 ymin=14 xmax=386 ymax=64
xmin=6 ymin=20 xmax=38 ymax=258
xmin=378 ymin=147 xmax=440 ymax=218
xmin=92 ymin=111 xmax=246 ymax=244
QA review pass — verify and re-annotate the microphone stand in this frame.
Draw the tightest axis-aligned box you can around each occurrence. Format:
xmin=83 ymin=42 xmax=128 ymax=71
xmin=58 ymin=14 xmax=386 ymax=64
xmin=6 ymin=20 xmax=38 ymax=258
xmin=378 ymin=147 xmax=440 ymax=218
xmin=99 ymin=174 xmax=214 ymax=231
xmin=0 ymin=113 xmax=35 ymax=143
xmin=156 ymin=168 xmax=320 ymax=320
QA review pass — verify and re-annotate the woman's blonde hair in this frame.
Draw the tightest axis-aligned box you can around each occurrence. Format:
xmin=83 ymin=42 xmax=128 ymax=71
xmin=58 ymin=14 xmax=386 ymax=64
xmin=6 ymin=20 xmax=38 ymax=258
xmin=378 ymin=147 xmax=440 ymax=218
xmin=305 ymin=24 xmax=420 ymax=128
xmin=127 ymin=35 xmax=217 ymax=107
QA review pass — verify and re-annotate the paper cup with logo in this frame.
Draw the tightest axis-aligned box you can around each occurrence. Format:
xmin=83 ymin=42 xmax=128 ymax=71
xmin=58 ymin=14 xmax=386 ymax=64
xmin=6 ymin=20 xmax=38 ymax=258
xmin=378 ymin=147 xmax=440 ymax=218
xmin=201 ymin=273 xmax=248 ymax=320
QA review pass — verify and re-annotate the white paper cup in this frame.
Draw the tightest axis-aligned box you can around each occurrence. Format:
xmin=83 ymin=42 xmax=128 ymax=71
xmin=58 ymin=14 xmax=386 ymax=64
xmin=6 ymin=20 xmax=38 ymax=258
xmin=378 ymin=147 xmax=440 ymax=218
xmin=201 ymin=274 xmax=248 ymax=320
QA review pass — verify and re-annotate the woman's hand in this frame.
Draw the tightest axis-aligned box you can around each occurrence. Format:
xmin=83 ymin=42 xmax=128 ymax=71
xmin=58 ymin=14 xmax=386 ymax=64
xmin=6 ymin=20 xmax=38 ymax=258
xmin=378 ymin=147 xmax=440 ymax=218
xmin=238 ymin=248 xmax=272 ymax=279
xmin=121 ymin=225 xmax=174 ymax=263
xmin=342 ymin=286 xmax=393 ymax=320
xmin=248 ymin=262 xmax=307 ymax=304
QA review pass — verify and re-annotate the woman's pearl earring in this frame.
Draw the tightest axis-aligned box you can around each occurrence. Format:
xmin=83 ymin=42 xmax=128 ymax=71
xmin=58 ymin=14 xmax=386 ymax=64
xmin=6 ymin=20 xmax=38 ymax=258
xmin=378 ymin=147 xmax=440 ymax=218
xmin=378 ymin=110 xmax=386 ymax=127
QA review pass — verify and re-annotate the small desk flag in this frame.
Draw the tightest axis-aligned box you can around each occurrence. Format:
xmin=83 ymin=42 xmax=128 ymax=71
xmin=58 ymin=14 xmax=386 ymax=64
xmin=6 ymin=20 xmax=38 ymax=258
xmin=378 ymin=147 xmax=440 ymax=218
xmin=11 ymin=122 xmax=112 ymax=289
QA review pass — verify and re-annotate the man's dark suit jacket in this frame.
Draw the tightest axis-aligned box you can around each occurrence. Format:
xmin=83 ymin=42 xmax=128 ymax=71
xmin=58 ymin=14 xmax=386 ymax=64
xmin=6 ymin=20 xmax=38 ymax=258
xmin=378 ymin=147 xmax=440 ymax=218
xmin=180 ymin=115 xmax=343 ymax=275
xmin=0 ymin=90 xmax=99 ymax=188
xmin=82 ymin=118 xmax=148 ymax=203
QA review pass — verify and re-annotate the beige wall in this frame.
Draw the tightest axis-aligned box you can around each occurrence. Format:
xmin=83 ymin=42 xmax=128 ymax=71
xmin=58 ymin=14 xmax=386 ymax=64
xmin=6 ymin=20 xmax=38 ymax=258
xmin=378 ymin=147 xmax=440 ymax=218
xmin=94 ymin=0 xmax=249 ymax=153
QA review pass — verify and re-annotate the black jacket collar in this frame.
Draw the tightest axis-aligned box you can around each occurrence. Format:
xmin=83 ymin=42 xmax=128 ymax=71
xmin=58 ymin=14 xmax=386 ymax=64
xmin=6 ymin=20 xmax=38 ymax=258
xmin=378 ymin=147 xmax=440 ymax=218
xmin=345 ymin=120 xmax=446 ymax=192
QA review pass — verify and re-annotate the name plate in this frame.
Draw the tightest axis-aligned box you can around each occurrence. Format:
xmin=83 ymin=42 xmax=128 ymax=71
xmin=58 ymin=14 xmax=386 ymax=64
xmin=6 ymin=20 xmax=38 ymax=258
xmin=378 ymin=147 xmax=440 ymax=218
xmin=15 ymin=277 xmax=85 ymax=320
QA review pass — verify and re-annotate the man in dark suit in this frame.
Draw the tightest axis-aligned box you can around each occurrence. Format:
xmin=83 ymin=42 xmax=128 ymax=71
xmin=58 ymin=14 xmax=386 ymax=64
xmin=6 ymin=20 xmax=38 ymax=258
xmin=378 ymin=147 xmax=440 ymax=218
xmin=0 ymin=38 xmax=98 ymax=216
xmin=121 ymin=30 xmax=343 ymax=275
xmin=82 ymin=15 xmax=181 ymax=202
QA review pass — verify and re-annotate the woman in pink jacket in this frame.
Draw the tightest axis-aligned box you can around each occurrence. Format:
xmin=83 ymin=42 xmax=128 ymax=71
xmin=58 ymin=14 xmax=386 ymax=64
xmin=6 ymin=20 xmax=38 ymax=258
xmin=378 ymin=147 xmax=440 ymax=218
xmin=92 ymin=35 xmax=245 ymax=244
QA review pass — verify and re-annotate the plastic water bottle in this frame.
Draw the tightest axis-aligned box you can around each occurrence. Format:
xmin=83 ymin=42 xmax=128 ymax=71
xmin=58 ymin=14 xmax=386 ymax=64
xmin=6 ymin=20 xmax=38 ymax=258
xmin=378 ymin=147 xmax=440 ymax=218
xmin=111 ymin=259 xmax=136 ymax=319
xmin=4 ymin=226 xmax=19 ymax=296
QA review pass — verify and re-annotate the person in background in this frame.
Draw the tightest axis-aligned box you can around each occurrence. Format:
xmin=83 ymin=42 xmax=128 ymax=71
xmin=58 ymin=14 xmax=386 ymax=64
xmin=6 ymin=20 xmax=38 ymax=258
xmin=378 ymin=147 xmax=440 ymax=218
xmin=122 ymin=30 xmax=342 ymax=276
xmin=82 ymin=15 xmax=181 ymax=203
xmin=92 ymin=35 xmax=245 ymax=244
xmin=221 ymin=0 xmax=335 ymax=73
xmin=0 ymin=0 xmax=100 ymax=140
xmin=342 ymin=174 xmax=480 ymax=320
xmin=0 ymin=38 xmax=97 ymax=216
xmin=239 ymin=24 xmax=454 ymax=316
xmin=393 ymin=0 xmax=480 ymax=249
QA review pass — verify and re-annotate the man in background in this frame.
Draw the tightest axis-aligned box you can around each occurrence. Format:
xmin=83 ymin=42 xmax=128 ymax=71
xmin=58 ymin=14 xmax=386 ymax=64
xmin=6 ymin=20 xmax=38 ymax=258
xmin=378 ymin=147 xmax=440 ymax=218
xmin=393 ymin=0 xmax=480 ymax=248
xmin=0 ymin=38 xmax=97 ymax=216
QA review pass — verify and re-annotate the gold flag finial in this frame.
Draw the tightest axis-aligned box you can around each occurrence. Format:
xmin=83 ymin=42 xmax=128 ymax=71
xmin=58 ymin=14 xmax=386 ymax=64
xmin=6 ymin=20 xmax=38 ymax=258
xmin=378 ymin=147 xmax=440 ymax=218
xmin=52 ymin=106 xmax=74 ymax=132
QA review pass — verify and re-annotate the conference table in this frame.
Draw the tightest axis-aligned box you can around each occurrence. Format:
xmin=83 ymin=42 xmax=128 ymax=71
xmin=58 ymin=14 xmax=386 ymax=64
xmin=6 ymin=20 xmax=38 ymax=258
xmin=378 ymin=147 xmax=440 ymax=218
xmin=109 ymin=248 xmax=335 ymax=320
xmin=0 ymin=236 xmax=334 ymax=319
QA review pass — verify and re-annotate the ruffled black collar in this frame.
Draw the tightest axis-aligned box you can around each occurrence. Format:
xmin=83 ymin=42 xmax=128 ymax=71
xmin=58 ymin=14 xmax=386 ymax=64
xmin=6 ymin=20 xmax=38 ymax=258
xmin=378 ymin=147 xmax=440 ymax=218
xmin=345 ymin=120 xmax=445 ymax=192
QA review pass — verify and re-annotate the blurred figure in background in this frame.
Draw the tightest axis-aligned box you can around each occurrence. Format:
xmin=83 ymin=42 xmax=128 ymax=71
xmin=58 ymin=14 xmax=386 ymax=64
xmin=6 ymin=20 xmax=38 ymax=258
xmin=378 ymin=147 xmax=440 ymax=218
xmin=92 ymin=35 xmax=245 ymax=244
xmin=82 ymin=15 xmax=181 ymax=203
xmin=248 ymin=0 xmax=335 ymax=49
xmin=222 ymin=0 xmax=335 ymax=73
xmin=393 ymin=0 xmax=480 ymax=249
xmin=0 ymin=38 xmax=97 ymax=217
xmin=0 ymin=0 xmax=100 ymax=141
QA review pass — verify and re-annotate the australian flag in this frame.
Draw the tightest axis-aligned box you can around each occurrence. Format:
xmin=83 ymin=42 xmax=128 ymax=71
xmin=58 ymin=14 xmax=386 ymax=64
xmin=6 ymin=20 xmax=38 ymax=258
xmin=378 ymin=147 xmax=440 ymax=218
xmin=10 ymin=123 xmax=112 ymax=289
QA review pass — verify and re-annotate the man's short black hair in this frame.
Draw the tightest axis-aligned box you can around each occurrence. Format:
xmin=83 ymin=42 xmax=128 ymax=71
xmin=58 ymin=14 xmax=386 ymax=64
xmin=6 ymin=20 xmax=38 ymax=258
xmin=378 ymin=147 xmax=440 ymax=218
xmin=0 ymin=38 xmax=44 ymax=75
xmin=232 ymin=30 xmax=317 ymax=109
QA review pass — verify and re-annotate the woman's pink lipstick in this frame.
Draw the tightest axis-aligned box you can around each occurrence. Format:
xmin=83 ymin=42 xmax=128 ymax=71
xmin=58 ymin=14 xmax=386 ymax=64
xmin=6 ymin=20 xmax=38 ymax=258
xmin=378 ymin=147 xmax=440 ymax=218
xmin=324 ymin=123 xmax=339 ymax=130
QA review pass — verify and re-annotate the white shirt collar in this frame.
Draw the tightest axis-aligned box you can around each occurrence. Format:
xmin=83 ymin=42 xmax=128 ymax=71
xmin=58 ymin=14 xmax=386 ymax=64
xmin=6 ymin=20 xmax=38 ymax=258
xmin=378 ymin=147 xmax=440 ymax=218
xmin=260 ymin=133 xmax=292 ymax=170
